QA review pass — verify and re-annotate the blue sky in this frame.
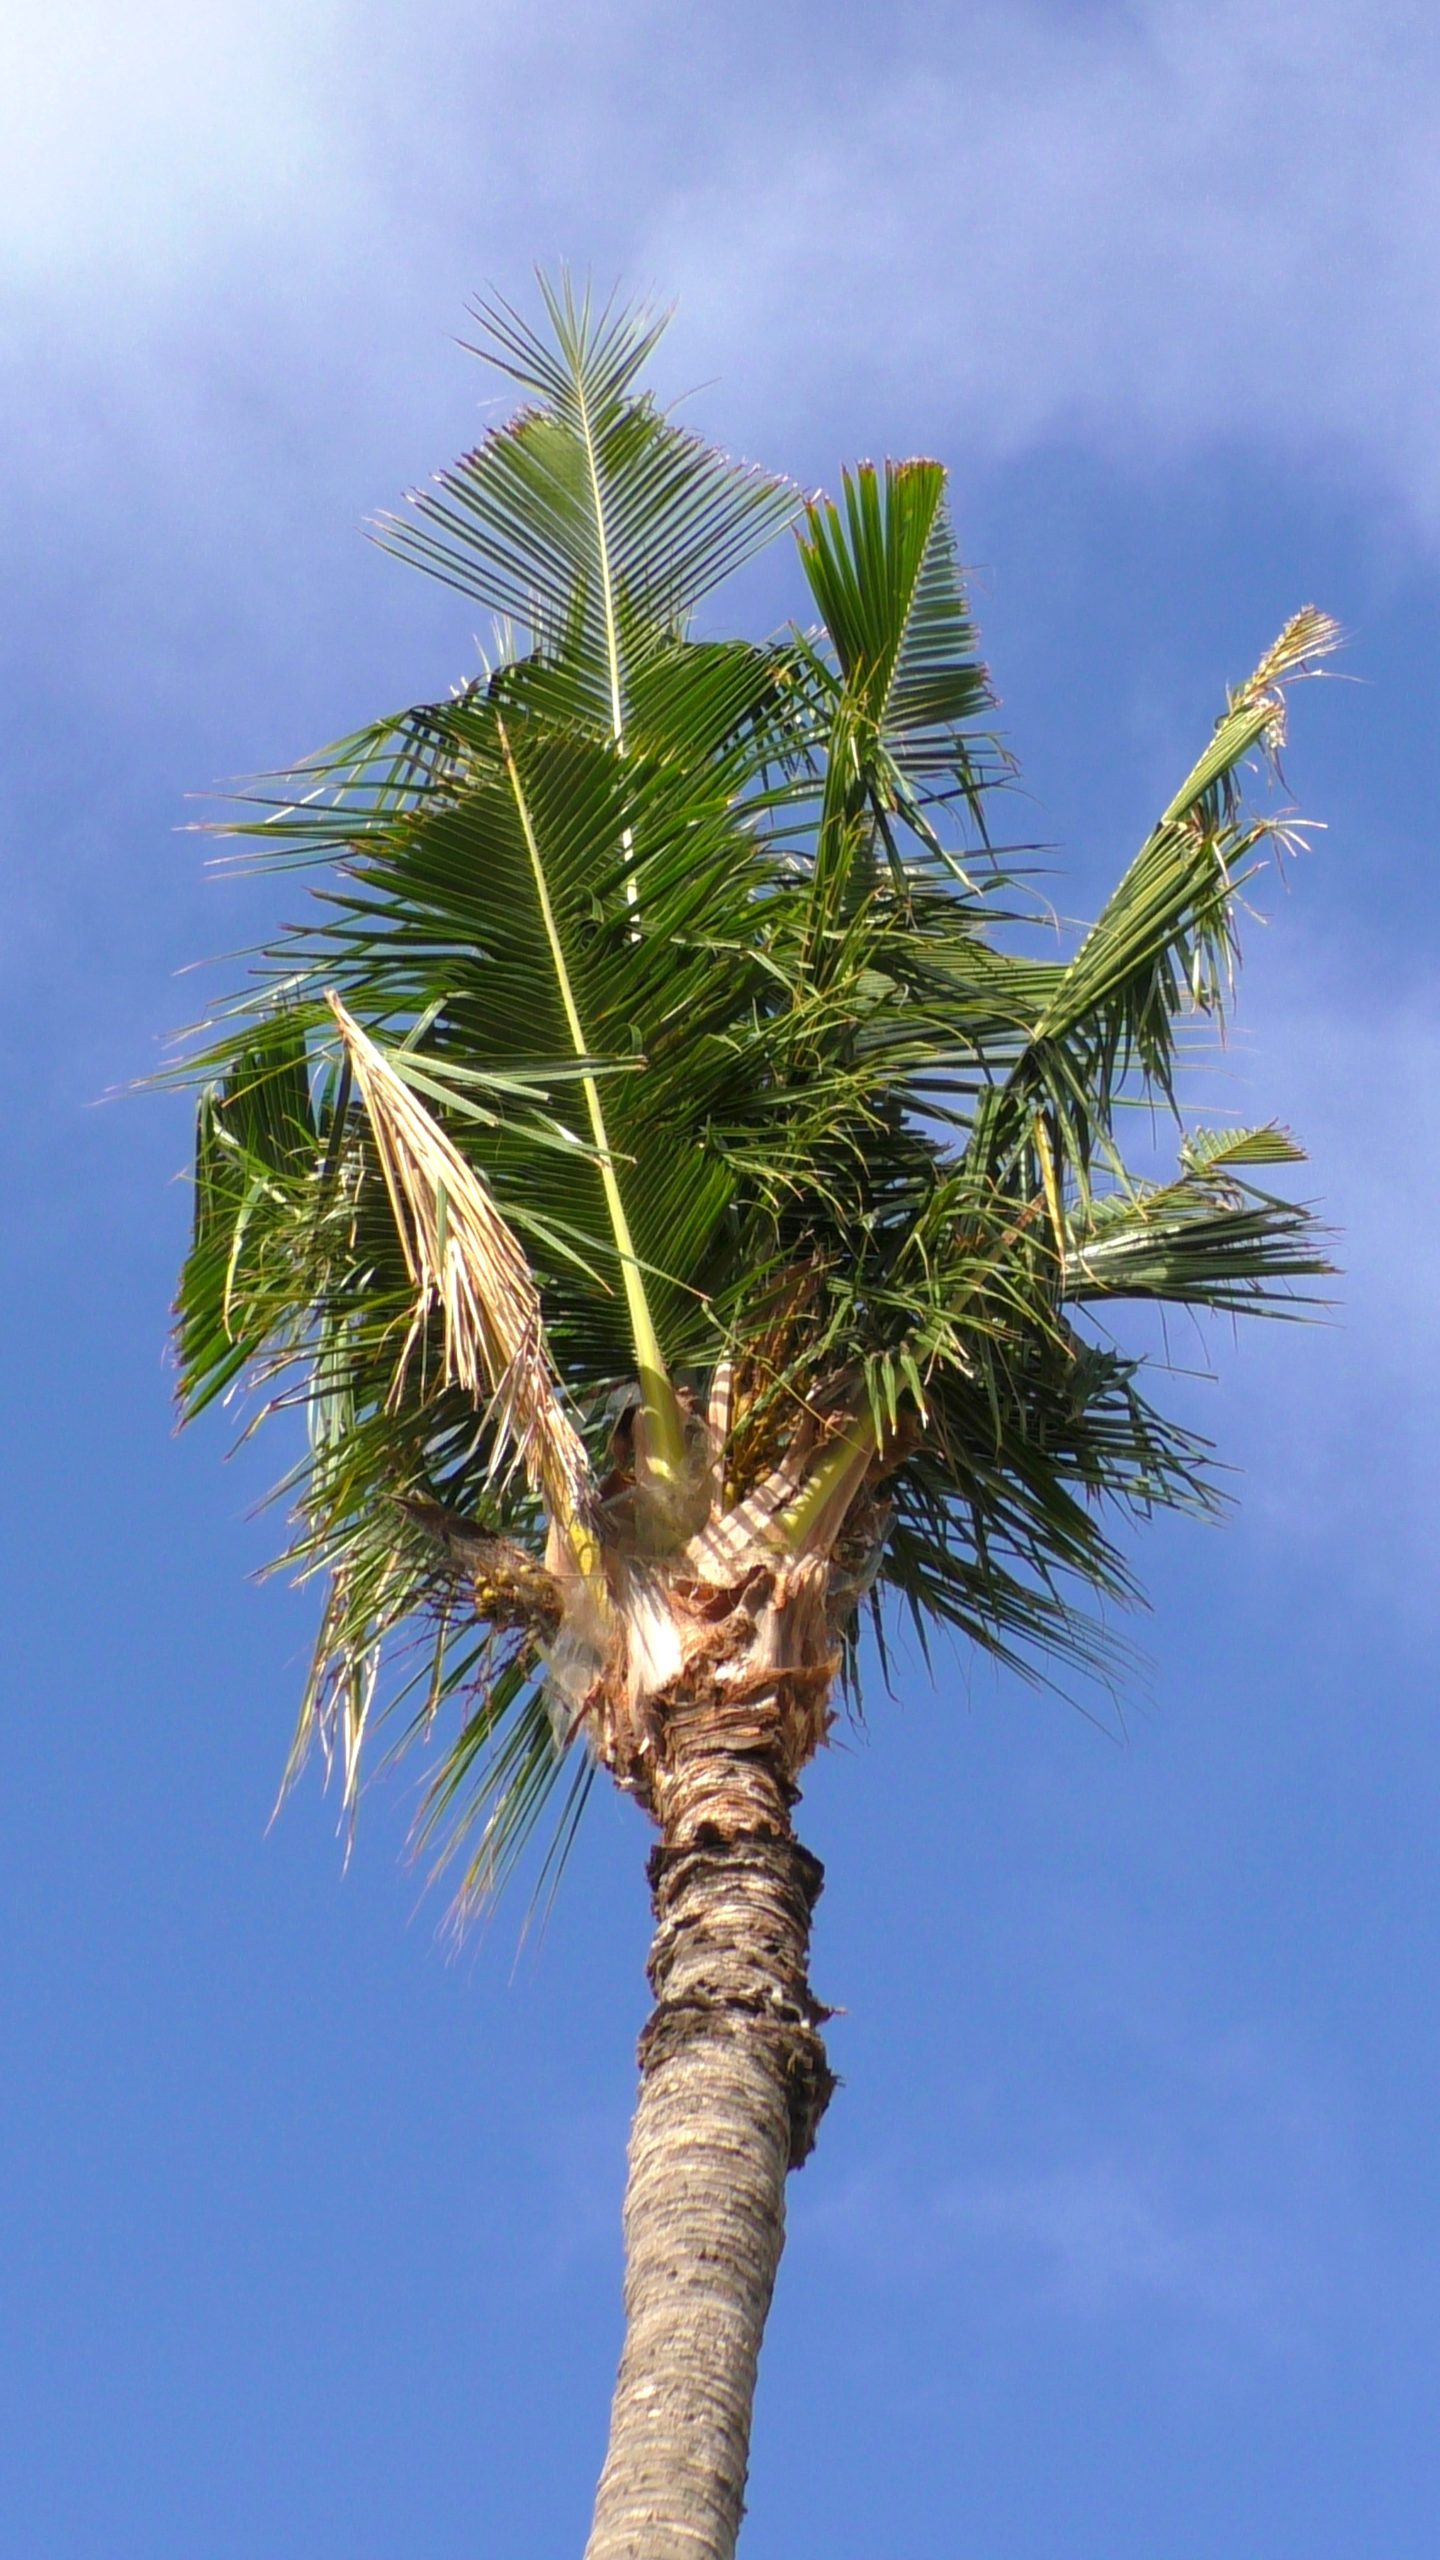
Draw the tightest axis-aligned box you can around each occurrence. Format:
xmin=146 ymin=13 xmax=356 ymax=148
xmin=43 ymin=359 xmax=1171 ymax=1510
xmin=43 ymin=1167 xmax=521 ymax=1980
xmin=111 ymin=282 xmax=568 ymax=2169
xmin=2 ymin=2 xmax=1437 ymax=2552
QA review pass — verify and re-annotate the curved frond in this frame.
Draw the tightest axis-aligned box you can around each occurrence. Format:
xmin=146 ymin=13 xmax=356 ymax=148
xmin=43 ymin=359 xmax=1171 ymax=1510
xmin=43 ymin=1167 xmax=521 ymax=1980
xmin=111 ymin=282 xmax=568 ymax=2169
xmin=970 ymin=609 xmax=1340 ymax=1195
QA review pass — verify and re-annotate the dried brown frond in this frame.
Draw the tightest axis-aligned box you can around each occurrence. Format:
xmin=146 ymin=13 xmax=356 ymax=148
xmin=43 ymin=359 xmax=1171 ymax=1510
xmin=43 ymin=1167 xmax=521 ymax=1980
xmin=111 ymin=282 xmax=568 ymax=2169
xmin=327 ymin=994 xmax=593 ymax=1532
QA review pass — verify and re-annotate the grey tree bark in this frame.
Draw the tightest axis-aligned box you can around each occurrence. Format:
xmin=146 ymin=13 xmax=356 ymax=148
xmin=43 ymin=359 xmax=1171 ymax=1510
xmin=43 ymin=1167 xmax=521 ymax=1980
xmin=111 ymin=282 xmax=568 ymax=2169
xmin=583 ymin=1733 xmax=833 ymax=2560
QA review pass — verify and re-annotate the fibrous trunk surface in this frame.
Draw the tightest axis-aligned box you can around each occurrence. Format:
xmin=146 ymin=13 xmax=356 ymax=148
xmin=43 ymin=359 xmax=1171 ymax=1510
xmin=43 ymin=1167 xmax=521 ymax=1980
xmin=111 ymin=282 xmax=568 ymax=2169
xmin=582 ymin=1557 xmax=839 ymax=2560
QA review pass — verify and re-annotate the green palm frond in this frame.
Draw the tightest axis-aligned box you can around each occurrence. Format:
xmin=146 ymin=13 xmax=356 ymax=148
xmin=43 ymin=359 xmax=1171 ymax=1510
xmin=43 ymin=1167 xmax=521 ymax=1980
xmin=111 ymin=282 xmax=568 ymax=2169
xmin=171 ymin=277 xmax=1336 ymax=1912
xmin=376 ymin=274 xmax=801 ymax=739
xmin=1066 ymin=1125 xmax=1332 ymax=1317
xmin=798 ymin=459 xmax=996 ymax=799
xmin=968 ymin=608 xmax=1339 ymax=1204
xmin=793 ymin=460 xmax=999 ymax=937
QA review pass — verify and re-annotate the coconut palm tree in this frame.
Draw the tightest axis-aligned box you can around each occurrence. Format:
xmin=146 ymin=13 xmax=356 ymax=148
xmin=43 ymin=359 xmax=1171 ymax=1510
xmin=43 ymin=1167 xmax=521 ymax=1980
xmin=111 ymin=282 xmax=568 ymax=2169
xmin=173 ymin=279 xmax=1334 ymax=2560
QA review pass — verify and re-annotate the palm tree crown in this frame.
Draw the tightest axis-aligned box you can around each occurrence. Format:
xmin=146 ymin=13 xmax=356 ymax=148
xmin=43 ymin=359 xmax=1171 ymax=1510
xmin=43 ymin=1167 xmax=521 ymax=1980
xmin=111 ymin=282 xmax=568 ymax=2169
xmin=174 ymin=277 xmax=1334 ymax=1913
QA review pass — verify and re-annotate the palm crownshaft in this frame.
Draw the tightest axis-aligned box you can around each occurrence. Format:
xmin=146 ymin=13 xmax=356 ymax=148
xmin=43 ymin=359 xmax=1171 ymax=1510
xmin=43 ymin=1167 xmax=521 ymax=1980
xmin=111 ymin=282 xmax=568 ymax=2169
xmin=174 ymin=278 xmax=1334 ymax=2558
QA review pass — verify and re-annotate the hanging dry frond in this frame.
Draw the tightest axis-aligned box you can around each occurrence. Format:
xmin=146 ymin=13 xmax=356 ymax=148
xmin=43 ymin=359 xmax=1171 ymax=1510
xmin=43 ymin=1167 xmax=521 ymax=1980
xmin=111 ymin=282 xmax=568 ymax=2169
xmin=326 ymin=993 xmax=594 ymax=1535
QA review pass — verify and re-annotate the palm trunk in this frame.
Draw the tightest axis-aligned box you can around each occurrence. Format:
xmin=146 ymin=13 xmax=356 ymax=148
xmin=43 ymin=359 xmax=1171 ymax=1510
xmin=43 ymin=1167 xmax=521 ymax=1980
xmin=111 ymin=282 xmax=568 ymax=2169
xmin=584 ymin=1699 xmax=834 ymax=2560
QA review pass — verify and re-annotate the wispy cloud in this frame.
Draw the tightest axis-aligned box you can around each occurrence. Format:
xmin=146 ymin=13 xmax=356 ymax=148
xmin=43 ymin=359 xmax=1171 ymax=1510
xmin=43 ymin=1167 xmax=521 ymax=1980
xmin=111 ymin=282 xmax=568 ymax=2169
xmin=795 ymin=2028 xmax=1350 ymax=2353
xmin=0 ymin=0 xmax=350 ymax=291
xmin=1170 ymin=942 xmax=1440 ymax=1608
xmin=643 ymin=0 xmax=1440 ymax=521
xmin=798 ymin=2149 xmax=1333 ymax=2351
xmin=7 ymin=0 xmax=1440 ymax=535
xmin=948 ymin=2161 xmax=1282 ymax=2322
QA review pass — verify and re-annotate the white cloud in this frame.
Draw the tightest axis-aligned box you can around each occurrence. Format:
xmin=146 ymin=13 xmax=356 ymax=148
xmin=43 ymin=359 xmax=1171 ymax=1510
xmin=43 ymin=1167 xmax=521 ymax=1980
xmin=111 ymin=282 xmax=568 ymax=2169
xmin=642 ymin=0 xmax=1440 ymax=524
xmin=1175 ymin=940 xmax=1440 ymax=1608
xmin=0 ymin=0 xmax=349 ymax=290
xmin=6 ymin=0 xmax=1440 ymax=533
xmin=799 ymin=2145 xmax=1332 ymax=2347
